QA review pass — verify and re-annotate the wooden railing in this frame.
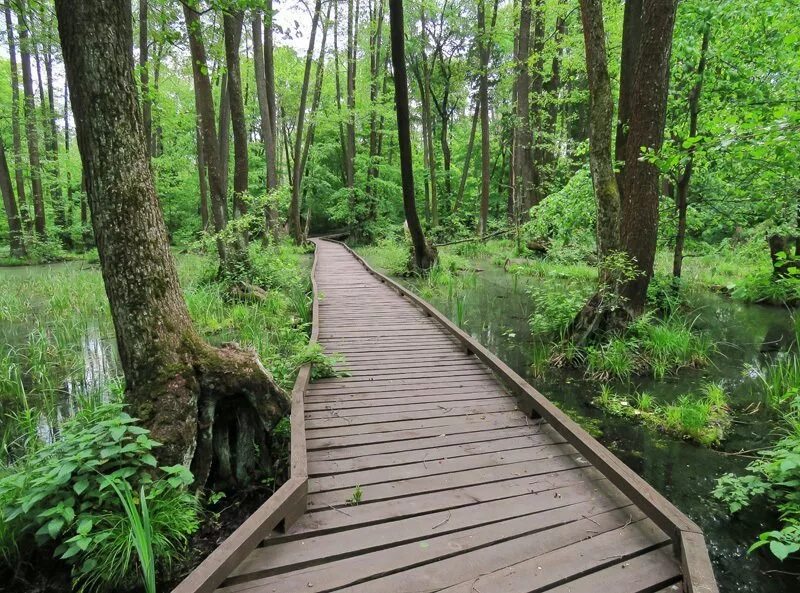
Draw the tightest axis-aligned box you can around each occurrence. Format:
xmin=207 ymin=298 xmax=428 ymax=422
xmin=331 ymin=238 xmax=719 ymax=593
xmin=171 ymin=242 xmax=319 ymax=593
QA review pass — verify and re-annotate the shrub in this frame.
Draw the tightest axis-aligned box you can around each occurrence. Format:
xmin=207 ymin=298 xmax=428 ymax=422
xmin=0 ymin=402 xmax=199 ymax=591
xmin=714 ymin=397 xmax=800 ymax=561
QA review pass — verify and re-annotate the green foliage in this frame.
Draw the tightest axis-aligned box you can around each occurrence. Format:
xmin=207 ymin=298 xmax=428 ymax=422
xmin=714 ymin=396 xmax=800 ymax=561
xmin=594 ymin=383 xmax=731 ymax=446
xmin=524 ymin=168 xmax=595 ymax=247
xmin=584 ymin=313 xmax=714 ymax=381
xmin=0 ymin=401 xmax=198 ymax=591
xmin=752 ymin=354 xmax=800 ymax=407
xmin=292 ymin=342 xmax=347 ymax=381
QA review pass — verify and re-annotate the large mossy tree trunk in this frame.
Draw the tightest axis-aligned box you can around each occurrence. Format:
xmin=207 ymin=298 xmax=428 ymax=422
xmin=388 ymin=0 xmax=436 ymax=271
xmin=56 ymin=0 xmax=289 ymax=488
xmin=572 ymin=0 xmax=678 ymax=341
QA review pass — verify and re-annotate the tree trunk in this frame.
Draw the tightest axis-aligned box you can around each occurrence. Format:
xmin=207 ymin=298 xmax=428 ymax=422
xmin=334 ymin=0 xmax=349 ymax=186
xmin=673 ymin=23 xmax=710 ymax=279
xmin=264 ymin=0 xmax=278 ymax=163
xmin=223 ymin=11 xmax=248 ymax=223
xmin=196 ymin=116 xmax=209 ymax=231
xmin=57 ymin=0 xmax=289 ymax=487
xmin=344 ymin=0 xmax=358 ymax=234
xmin=300 ymin=3 xmax=333 ymax=188
xmin=289 ymin=0 xmax=323 ymax=243
xmin=0 ymin=139 xmax=26 ymax=257
xmin=139 ymin=0 xmax=151 ymax=158
xmin=217 ymin=71 xmax=231 ymax=200
xmin=453 ymin=102 xmax=479 ymax=214
xmin=4 ymin=5 xmax=28 ymax=229
xmin=44 ymin=19 xmax=68 ymax=249
xmin=388 ymin=0 xmax=436 ymax=270
xmin=477 ymin=0 xmax=491 ymax=235
xmin=18 ymin=0 xmax=45 ymax=239
xmin=365 ymin=0 xmax=385 ymax=239
xmin=530 ymin=0 xmax=546 ymax=206
xmin=418 ymin=5 xmax=438 ymax=227
xmin=615 ymin=0 xmax=643 ymax=188
xmin=512 ymin=0 xmax=535 ymax=216
xmin=618 ymin=0 xmax=679 ymax=315
xmin=183 ymin=4 xmax=232 ymax=269
xmin=252 ymin=10 xmax=279 ymax=235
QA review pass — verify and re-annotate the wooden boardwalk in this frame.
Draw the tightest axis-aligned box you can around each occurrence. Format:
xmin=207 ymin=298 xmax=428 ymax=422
xmin=174 ymin=239 xmax=718 ymax=593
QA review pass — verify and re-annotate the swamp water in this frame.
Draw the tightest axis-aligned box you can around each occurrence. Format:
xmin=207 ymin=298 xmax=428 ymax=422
xmin=393 ymin=263 xmax=800 ymax=593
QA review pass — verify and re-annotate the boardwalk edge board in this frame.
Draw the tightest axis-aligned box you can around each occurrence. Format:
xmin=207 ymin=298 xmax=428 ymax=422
xmin=171 ymin=243 xmax=319 ymax=593
xmin=327 ymin=238 xmax=719 ymax=593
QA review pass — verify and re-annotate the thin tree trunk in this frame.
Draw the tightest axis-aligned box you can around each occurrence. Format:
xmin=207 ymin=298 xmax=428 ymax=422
xmin=223 ymin=11 xmax=248 ymax=223
xmin=4 ymin=4 xmax=27 ymax=227
xmin=264 ymin=0 xmax=278 ymax=152
xmin=477 ymin=0 xmax=491 ymax=235
xmin=673 ymin=23 xmax=710 ymax=279
xmin=18 ymin=1 xmax=45 ymax=238
xmin=253 ymin=10 xmax=279 ymax=236
xmin=513 ymin=0 xmax=534 ymax=215
xmin=300 ymin=3 xmax=332 ymax=184
xmin=183 ymin=4 xmax=231 ymax=268
xmin=419 ymin=5 xmax=437 ymax=226
xmin=44 ymin=21 xmax=68 ymax=248
xmin=388 ymin=0 xmax=436 ymax=270
xmin=334 ymin=0 xmax=348 ymax=185
xmin=57 ymin=0 xmax=289 ymax=487
xmin=64 ymin=85 xmax=74 ymax=238
xmin=217 ymin=71 xmax=231 ymax=200
xmin=196 ymin=117 xmax=209 ymax=231
xmin=530 ymin=0 xmax=546 ymax=205
xmin=365 ymin=0 xmax=386 ymax=237
xmin=453 ymin=102 xmax=479 ymax=214
xmin=344 ymin=0 xmax=358 ymax=232
xmin=0 ymin=139 xmax=25 ymax=257
xmin=289 ymin=0 xmax=323 ymax=243
xmin=139 ymin=0 xmax=151 ymax=158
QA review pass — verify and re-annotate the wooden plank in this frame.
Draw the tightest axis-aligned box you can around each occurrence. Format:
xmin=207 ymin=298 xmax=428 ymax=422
xmin=304 ymin=397 xmax=512 ymax=420
xmin=220 ymin=502 xmax=640 ymax=593
xmin=305 ymin=384 xmax=506 ymax=405
xmin=305 ymin=410 xmax=528 ymax=440
xmin=305 ymin=401 xmax=519 ymax=429
xmin=304 ymin=391 xmax=507 ymax=412
xmin=544 ymin=547 xmax=682 ymax=593
xmin=307 ymin=432 xmax=562 ymax=475
xmin=305 ymin=453 xmax=591 ymax=510
xmin=435 ymin=519 xmax=670 ymax=593
xmin=308 ymin=442 xmax=576 ymax=493
xmin=171 ymin=478 xmax=306 ymax=593
xmin=307 ymin=425 xmax=551 ymax=461
xmin=328 ymin=508 xmax=651 ymax=593
xmin=295 ymin=467 xmax=606 ymax=538
xmin=231 ymin=483 xmax=629 ymax=582
xmin=305 ymin=415 xmax=536 ymax=450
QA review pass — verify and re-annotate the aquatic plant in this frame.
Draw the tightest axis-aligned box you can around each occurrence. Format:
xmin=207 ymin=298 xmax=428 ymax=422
xmin=752 ymin=353 xmax=800 ymax=407
xmin=714 ymin=395 xmax=800 ymax=561
xmin=593 ymin=383 xmax=731 ymax=446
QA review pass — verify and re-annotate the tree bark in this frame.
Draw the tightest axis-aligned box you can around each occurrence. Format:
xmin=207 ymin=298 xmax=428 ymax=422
xmin=18 ymin=0 xmax=45 ymax=239
xmin=365 ymin=0 xmax=386 ymax=238
xmin=344 ymin=0 xmax=358 ymax=233
xmin=223 ymin=10 xmax=248 ymax=223
xmin=388 ymin=0 xmax=436 ymax=270
xmin=196 ymin=115 xmax=209 ymax=231
xmin=618 ymin=0 xmax=679 ymax=315
xmin=453 ymin=102 xmax=479 ymax=214
xmin=217 ymin=71 xmax=231 ymax=198
xmin=57 ymin=0 xmax=289 ymax=487
xmin=418 ymin=5 xmax=438 ymax=227
xmin=673 ymin=23 xmax=710 ymax=279
xmin=4 ymin=4 xmax=27 ymax=228
xmin=183 ymin=4 xmax=232 ymax=269
xmin=252 ymin=9 xmax=279 ymax=235
xmin=139 ymin=0 xmax=151 ymax=158
xmin=477 ymin=0 xmax=491 ymax=235
xmin=0 ymin=139 xmax=26 ymax=257
xmin=289 ymin=0 xmax=323 ymax=243
xmin=615 ymin=0 xmax=643 ymax=188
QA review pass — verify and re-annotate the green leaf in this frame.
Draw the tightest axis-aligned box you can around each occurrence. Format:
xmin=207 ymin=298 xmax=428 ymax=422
xmin=141 ymin=454 xmax=158 ymax=467
xmin=77 ymin=518 xmax=93 ymax=535
xmin=73 ymin=477 xmax=90 ymax=495
xmin=770 ymin=540 xmax=791 ymax=561
xmin=47 ymin=517 xmax=65 ymax=539
xmin=110 ymin=426 xmax=126 ymax=441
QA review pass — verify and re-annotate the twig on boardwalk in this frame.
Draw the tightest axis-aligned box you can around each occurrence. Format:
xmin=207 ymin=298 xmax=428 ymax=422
xmin=582 ymin=514 xmax=601 ymax=527
xmin=327 ymin=503 xmax=352 ymax=517
xmin=432 ymin=511 xmax=451 ymax=530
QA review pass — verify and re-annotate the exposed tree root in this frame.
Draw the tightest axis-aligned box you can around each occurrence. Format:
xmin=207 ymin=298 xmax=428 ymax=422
xmin=566 ymin=291 xmax=634 ymax=347
xmin=131 ymin=340 xmax=290 ymax=489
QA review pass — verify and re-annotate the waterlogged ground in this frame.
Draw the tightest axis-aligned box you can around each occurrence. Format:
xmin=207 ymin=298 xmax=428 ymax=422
xmin=0 ymin=250 xmax=311 ymax=455
xmin=364 ymin=256 xmax=800 ymax=593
